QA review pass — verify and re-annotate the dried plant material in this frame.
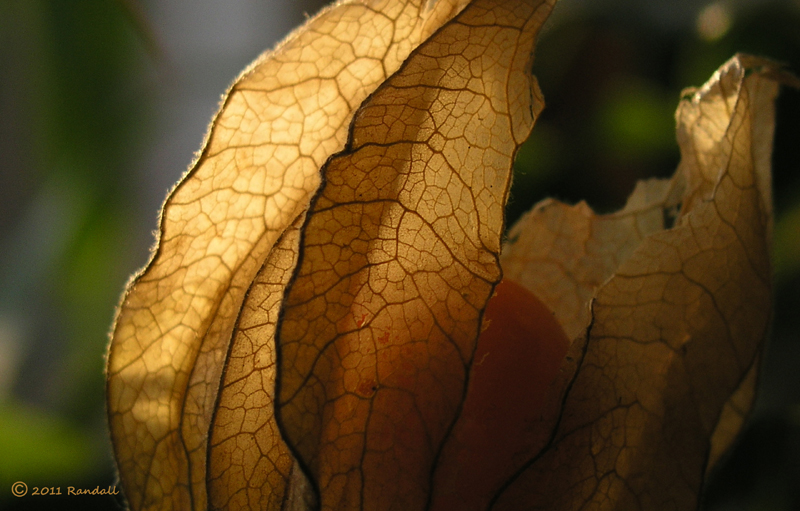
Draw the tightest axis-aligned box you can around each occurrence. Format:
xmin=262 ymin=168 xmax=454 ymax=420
xmin=106 ymin=0 xmax=784 ymax=509
xmin=428 ymin=278 xmax=571 ymax=511
xmin=501 ymin=178 xmax=677 ymax=341
xmin=493 ymin=54 xmax=779 ymax=510
xmin=206 ymin=216 xmax=303 ymax=511
xmin=106 ymin=0 xmax=473 ymax=509
xmin=275 ymin=1 xmax=553 ymax=509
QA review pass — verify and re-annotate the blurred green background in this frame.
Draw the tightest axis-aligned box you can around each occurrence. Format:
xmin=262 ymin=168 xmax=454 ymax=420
xmin=0 ymin=0 xmax=798 ymax=509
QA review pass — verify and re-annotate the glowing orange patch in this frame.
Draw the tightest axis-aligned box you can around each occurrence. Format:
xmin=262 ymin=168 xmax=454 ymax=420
xmin=432 ymin=279 xmax=570 ymax=510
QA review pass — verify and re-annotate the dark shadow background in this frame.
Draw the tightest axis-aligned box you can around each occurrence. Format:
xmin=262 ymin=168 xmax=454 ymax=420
xmin=0 ymin=0 xmax=797 ymax=509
